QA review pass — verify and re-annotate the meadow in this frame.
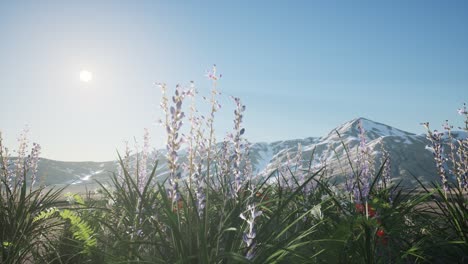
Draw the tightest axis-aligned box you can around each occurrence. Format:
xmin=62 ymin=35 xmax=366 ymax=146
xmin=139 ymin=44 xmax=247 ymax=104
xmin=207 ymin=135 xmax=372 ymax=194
xmin=1 ymin=69 xmax=467 ymax=263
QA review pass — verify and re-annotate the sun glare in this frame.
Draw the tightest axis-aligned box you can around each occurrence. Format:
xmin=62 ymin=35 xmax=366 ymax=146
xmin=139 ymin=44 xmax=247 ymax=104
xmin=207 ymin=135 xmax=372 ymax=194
xmin=79 ymin=70 xmax=93 ymax=82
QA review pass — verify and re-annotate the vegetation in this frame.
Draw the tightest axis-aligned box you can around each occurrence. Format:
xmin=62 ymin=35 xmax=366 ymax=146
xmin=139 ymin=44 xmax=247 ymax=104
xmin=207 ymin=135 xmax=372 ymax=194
xmin=1 ymin=69 xmax=466 ymax=263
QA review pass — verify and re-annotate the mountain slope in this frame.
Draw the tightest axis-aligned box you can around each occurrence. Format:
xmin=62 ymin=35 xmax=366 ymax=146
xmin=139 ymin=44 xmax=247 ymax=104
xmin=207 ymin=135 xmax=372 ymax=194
xmin=255 ymin=118 xmax=438 ymax=186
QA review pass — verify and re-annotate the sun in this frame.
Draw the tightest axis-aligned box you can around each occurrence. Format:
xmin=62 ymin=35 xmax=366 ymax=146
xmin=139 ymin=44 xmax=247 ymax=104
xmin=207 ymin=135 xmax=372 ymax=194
xmin=79 ymin=70 xmax=93 ymax=82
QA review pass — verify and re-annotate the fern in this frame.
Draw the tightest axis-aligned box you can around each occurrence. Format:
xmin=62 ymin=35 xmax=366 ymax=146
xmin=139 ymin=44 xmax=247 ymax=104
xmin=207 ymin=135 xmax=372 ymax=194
xmin=33 ymin=207 xmax=59 ymax=222
xmin=59 ymin=209 xmax=97 ymax=254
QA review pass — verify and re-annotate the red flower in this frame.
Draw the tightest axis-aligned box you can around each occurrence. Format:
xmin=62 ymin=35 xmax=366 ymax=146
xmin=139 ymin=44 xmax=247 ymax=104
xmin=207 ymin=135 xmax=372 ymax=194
xmin=355 ymin=203 xmax=376 ymax=218
xmin=376 ymin=229 xmax=385 ymax=237
xmin=355 ymin=203 xmax=365 ymax=213
xmin=376 ymin=229 xmax=388 ymax=246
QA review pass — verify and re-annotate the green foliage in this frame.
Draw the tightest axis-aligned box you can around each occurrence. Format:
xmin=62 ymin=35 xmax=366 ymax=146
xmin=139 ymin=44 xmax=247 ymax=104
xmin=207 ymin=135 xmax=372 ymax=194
xmin=58 ymin=209 xmax=97 ymax=254
xmin=2 ymin=146 xmax=467 ymax=263
xmin=0 ymin=173 xmax=65 ymax=263
xmin=33 ymin=207 xmax=59 ymax=222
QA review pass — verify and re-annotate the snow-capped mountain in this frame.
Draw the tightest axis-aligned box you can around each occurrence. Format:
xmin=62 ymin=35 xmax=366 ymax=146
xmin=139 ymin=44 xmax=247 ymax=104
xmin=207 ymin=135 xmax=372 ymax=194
xmin=251 ymin=118 xmax=438 ymax=186
xmin=34 ymin=118 xmax=453 ymax=189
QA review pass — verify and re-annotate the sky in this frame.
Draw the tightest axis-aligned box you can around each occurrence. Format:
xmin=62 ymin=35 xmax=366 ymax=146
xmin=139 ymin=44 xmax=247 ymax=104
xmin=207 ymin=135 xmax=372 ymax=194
xmin=0 ymin=0 xmax=467 ymax=161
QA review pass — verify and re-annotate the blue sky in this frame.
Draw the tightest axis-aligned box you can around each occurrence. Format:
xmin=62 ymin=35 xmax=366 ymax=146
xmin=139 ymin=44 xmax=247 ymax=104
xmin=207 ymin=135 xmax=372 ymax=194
xmin=1 ymin=1 xmax=467 ymax=161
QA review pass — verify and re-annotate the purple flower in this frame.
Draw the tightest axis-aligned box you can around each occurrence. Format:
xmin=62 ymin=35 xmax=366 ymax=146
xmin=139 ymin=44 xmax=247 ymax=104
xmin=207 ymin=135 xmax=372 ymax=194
xmin=15 ymin=127 xmax=30 ymax=186
xmin=382 ymin=149 xmax=391 ymax=189
xmin=0 ymin=132 xmax=13 ymax=189
xmin=353 ymin=120 xmax=372 ymax=202
xmin=240 ymin=203 xmax=262 ymax=260
xmin=424 ymin=123 xmax=449 ymax=193
xmin=345 ymin=171 xmax=354 ymax=194
xmin=231 ymin=97 xmax=247 ymax=194
xmin=457 ymin=103 xmax=467 ymax=115
xmin=192 ymin=160 xmax=206 ymax=216
xmin=205 ymin=64 xmax=221 ymax=81
xmin=160 ymin=84 xmax=187 ymax=203
xmin=28 ymin=142 xmax=41 ymax=189
xmin=138 ymin=128 xmax=150 ymax=193
xmin=183 ymin=84 xmax=200 ymax=190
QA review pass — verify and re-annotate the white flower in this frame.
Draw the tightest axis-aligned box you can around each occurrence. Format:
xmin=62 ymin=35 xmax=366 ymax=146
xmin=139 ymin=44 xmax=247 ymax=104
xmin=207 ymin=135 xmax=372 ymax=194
xmin=310 ymin=204 xmax=323 ymax=220
xmin=65 ymin=192 xmax=76 ymax=204
xmin=320 ymin=194 xmax=330 ymax=201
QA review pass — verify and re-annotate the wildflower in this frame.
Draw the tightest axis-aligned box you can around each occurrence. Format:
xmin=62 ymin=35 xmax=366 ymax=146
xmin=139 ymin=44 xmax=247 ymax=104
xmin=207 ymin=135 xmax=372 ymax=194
xmin=186 ymin=95 xmax=208 ymax=216
xmin=355 ymin=203 xmax=376 ymax=218
xmin=0 ymin=132 xmax=12 ymax=184
xmin=66 ymin=193 xmax=76 ymax=205
xmin=136 ymin=229 xmax=144 ymax=237
xmin=205 ymin=64 xmax=222 ymax=81
xmin=442 ymin=120 xmax=466 ymax=190
xmin=376 ymin=229 xmax=385 ymax=237
xmin=376 ymin=228 xmax=388 ymax=246
xmin=203 ymin=64 xmax=222 ymax=198
xmin=160 ymin=84 xmax=187 ymax=203
xmin=184 ymin=82 xmax=199 ymax=189
xmin=27 ymin=142 xmax=41 ymax=190
xmin=240 ymin=203 xmax=262 ymax=260
xmin=118 ymin=140 xmax=131 ymax=182
xmin=348 ymin=121 xmax=373 ymax=203
xmin=381 ymin=149 xmax=391 ymax=189
xmin=243 ymin=144 xmax=254 ymax=185
xmin=194 ymin=161 xmax=206 ymax=216
xmin=310 ymin=204 xmax=323 ymax=220
xmin=345 ymin=171 xmax=355 ymax=197
xmin=231 ymin=96 xmax=247 ymax=194
xmin=357 ymin=120 xmax=372 ymax=202
xmin=424 ymin=123 xmax=449 ymax=193
xmin=355 ymin=203 xmax=364 ymax=213
xmin=457 ymin=103 xmax=467 ymax=115
xmin=14 ymin=127 xmax=30 ymax=187
xmin=138 ymin=128 xmax=150 ymax=193
xmin=320 ymin=194 xmax=330 ymax=201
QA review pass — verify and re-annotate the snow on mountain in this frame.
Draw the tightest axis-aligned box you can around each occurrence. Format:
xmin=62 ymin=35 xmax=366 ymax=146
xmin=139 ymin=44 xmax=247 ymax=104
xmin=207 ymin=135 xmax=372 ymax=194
xmin=249 ymin=143 xmax=274 ymax=173
xmin=250 ymin=117 xmax=438 ymax=186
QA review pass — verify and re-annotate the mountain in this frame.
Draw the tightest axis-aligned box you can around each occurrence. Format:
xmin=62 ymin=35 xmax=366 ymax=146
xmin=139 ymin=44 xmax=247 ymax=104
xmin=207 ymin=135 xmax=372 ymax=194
xmin=31 ymin=118 xmax=456 ymax=191
xmin=33 ymin=159 xmax=118 ymax=192
xmin=252 ymin=118 xmax=439 ymax=186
